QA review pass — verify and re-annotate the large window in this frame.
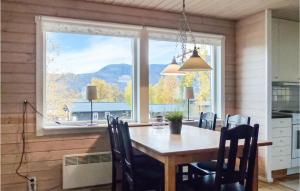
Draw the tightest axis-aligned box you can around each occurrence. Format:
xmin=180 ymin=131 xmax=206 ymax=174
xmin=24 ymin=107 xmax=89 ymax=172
xmin=36 ymin=16 xmax=224 ymax=135
xmin=45 ymin=32 xmax=135 ymax=125
xmin=148 ymin=38 xmax=220 ymax=120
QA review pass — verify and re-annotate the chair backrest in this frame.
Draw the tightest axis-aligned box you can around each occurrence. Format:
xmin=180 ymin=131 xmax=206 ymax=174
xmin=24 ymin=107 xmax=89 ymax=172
xmin=214 ymin=124 xmax=259 ymax=191
xmin=225 ymin=114 xmax=251 ymax=129
xmin=107 ymin=116 xmax=122 ymax=162
xmin=118 ymin=121 xmax=135 ymax=190
xmin=198 ymin=112 xmax=217 ymax=131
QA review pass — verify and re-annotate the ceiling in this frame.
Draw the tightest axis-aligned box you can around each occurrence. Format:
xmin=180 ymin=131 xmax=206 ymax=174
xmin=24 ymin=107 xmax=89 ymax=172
xmin=86 ymin=0 xmax=299 ymax=20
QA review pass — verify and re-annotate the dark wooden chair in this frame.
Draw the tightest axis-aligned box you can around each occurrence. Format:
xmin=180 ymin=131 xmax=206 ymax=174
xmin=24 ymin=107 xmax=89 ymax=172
xmin=190 ymin=114 xmax=251 ymax=175
xmin=118 ymin=121 xmax=164 ymax=191
xmin=179 ymin=124 xmax=259 ymax=191
xmin=177 ymin=112 xmax=217 ymax=183
xmin=225 ymin=114 xmax=251 ymax=128
xmin=107 ymin=116 xmax=123 ymax=191
xmin=199 ymin=112 xmax=217 ymax=130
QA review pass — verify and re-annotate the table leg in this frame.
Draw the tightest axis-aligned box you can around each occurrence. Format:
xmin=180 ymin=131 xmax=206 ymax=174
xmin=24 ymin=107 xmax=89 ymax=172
xmin=253 ymin=147 xmax=258 ymax=191
xmin=164 ymin=157 xmax=176 ymax=191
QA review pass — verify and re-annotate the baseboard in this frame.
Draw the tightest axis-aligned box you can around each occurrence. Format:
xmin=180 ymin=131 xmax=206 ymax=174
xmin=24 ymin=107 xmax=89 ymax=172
xmin=259 ymin=175 xmax=273 ymax=183
xmin=287 ymin=167 xmax=300 ymax=175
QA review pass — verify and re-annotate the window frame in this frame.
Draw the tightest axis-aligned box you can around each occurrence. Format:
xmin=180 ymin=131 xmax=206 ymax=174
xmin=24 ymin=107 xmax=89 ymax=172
xmin=36 ymin=16 xmax=225 ymax=136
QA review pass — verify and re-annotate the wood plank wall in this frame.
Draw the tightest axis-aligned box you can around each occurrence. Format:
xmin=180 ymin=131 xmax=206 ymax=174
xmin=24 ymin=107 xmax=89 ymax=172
xmin=1 ymin=0 xmax=236 ymax=190
xmin=235 ymin=11 xmax=269 ymax=178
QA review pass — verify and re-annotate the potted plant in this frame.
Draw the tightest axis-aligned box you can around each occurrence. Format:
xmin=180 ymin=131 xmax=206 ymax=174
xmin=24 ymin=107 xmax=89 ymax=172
xmin=166 ymin=111 xmax=183 ymax=134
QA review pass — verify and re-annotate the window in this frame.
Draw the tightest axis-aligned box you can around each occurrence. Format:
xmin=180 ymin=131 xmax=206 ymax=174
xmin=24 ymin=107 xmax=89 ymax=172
xmin=45 ymin=32 xmax=134 ymax=124
xmin=148 ymin=29 xmax=222 ymax=120
xmin=36 ymin=16 xmax=224 ymax=135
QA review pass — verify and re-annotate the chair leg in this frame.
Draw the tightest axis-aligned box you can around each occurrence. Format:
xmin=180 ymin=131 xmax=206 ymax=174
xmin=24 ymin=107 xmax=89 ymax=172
xmin=112 ymin=165 xmax=116 ymax=191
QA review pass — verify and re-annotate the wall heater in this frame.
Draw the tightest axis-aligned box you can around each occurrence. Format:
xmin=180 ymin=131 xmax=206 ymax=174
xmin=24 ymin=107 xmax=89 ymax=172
xmin=63 ymin=152 xmax=112 ymax=189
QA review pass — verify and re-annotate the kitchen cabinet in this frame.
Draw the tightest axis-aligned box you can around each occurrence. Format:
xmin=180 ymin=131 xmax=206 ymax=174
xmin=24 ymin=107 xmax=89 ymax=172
xmin=272 ymin=18 xmax=299 ymax=82
xmin=270 ymin=118 xmax=292 ymax=171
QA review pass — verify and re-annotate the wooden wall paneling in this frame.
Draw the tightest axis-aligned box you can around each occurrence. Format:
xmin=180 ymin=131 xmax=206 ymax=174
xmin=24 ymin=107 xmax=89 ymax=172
xmin=235 ymin=10 xmax=270 ymax=181
xmin=1 ymin=0 xmax=236 ymax=190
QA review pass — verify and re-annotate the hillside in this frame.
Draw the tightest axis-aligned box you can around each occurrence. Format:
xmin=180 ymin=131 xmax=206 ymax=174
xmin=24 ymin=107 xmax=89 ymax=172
xmin=50 ymin=63 xmax=166 ymax=92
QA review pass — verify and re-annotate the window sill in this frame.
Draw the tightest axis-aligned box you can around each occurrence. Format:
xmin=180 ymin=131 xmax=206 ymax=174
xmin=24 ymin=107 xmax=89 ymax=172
xmin=38 ymin=118 xmax=223 ymax=136
xmin=38 ymin=125 xmax=108 ymax=136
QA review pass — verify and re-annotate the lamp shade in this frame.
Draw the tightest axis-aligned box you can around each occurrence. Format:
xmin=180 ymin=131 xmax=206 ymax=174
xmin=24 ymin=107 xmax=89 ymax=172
xmin=185 ymin=87 xmax=194 ymax=99
xmin=86 ymin=86 xmax=97 ymax=100
xmin=179 ymin=47 xmax=212 ymax=71
xmin=161 ymin=57 xmax=185 ymax=76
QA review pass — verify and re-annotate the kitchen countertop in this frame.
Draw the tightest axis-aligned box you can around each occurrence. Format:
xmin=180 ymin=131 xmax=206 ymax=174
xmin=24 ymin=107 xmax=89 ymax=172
xmin=272 ymin=112 xmax=292 ymax=118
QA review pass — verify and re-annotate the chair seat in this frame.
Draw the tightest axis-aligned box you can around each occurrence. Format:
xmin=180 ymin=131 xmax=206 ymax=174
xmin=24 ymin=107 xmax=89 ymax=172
xmin=190 ymin=160 xmax=228 ymax=175
xmin=178 ymin=174 xmax=245 ymax=191
xmin=190 ymin=160 xmax=218 ymax=174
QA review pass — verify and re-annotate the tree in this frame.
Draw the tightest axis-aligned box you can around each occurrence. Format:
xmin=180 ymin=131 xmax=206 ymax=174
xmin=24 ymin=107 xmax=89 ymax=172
xmin=90 ymin=78 xmax=123 ymax=102
xmin=46 ymin=36 xmax=80 ymax=121
xmin=181 ymin=73 xmax=195 ymax=87
xmin=150 ymin=76 xmax=181 ymax=104
xmin=46 ymin=74 xmax=80 ymax=121
xmin=124 ymin=81 xmax=132 ymax=106
xmin=195 ymin=71 xmax=211 ymax=111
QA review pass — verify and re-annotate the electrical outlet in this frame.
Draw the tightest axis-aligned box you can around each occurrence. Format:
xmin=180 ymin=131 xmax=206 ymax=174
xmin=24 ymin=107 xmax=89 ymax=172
xmin=27 ymin=177 xmax=37 ymax=191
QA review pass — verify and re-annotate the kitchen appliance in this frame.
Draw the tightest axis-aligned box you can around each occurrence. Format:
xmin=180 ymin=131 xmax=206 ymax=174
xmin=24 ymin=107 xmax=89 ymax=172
xmin=279 ymin=110 xmax=300 ymax=167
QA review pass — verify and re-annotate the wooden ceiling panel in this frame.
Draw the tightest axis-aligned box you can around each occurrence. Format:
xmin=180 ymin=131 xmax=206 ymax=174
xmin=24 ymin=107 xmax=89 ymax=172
xmin=85 ymin=0 xmax=299 ymax=20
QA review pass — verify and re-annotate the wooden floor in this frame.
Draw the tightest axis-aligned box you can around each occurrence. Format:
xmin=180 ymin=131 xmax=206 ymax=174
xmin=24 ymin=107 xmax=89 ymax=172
xmin=259 ymin=174 xmax=300 ymax=191
xmin=69 ymin=174 xmax=300 ymax=191
xmin=259 ymin=181 xmax=296 ymax=191
xmin=71 ymin=180 xmax=298 ymax=191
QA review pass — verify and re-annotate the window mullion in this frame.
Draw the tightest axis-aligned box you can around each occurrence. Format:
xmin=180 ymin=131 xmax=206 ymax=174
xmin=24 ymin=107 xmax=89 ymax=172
xmin=132 ymin=39 xmax=138 ymax=122
xmin=137 ymin=27 xmax=149 ymax=123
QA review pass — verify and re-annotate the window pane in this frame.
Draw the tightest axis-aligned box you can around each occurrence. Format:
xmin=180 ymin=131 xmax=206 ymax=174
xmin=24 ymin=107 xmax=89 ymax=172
xmin=148 ymin=39 xmax=213 ymax=119
xmin=45 ymin=32 xmax=134 ymax=126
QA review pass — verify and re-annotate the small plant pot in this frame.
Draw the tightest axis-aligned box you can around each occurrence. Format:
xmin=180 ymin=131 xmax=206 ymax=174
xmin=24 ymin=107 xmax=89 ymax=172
xmin=169 ymin=120 xmax=182 ymax=134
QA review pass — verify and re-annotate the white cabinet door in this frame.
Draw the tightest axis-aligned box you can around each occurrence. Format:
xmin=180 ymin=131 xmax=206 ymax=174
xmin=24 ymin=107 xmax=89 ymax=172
xmin=272 ymin=19 xmax=280 ymax=81
xmin=278 ymin=19 xmax=299 ymax=82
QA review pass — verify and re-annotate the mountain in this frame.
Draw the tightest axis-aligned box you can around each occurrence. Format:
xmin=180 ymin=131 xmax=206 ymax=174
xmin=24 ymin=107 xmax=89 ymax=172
xmin=149 ymin=64 xmax=167 ymax=85
xmin=51 ymin=63 xmax=166 ymax=93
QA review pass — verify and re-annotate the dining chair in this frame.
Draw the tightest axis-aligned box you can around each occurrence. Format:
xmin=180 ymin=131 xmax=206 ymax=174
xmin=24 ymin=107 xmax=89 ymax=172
xmin=118 ymin=120 xmax=164 ymax=191
xmin=190 ymin=114 xmax=251 ymax=176
xmin=225 ymin=114 xmax=251 ymax=128
xmin=179 ymin=124 xmax=259 ymax=191
xmin=107 ymin=116 xmax=123 ymax=191
xmin=198 ymin=112 xmax=217 ymax=130
xmin=177 ymin=112 xmax=218 ymax=183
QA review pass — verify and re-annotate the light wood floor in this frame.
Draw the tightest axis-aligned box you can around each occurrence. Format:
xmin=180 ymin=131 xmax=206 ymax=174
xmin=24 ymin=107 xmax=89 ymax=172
xmin=259 ymin=181 xmax=296 ymax=191
xmin=73 ymin=181 xmax=298 ymax=191
xmin=259 ymin=174 xmax=300 ymax=191
xmin=72 ymin=175 xmax=300 ymax=191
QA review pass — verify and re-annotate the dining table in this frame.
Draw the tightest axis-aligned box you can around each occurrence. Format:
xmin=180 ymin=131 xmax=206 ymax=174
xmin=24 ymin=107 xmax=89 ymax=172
xmin=129 ymin=124 xmax=272 ymax=191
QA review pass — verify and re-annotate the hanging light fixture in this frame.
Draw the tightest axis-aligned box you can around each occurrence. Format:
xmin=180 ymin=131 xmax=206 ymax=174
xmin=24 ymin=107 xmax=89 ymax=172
xmin=179 ymin=47 xmax=212 ymax=71
xmin=177 ymin=0 xmax=212 ymax=71
xmin=160 ymin=0 xmax=212 ymax=75
xmin=160 ymin=57 xmax=185 ymax=76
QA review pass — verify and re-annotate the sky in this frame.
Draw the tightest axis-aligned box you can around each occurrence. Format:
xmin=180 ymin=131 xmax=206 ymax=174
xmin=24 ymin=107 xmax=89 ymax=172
xmin=47 ymin=32 xmax=179 ymax=74
xmin=46 ymin=32 xmax=209 ymax=74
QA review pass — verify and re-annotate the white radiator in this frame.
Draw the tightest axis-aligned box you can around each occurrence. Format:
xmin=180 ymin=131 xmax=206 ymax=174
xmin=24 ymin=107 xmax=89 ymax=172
xmin=63 ymin=152 xmax=112 ymax=189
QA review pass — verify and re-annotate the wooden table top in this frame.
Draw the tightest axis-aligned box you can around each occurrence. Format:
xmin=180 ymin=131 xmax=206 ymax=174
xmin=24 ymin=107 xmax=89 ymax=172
xmin=130 ymin=125 xmax=272 ymax=156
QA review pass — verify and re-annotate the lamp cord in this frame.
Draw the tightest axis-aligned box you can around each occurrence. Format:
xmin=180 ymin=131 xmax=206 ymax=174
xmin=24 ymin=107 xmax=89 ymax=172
xmin=16 ymin=101 xmax=31 ymax=181
xmin=16 ymin=101 xmax=63 ymax=191
xmin=16 ymin=101 xmax=43 ymax=181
